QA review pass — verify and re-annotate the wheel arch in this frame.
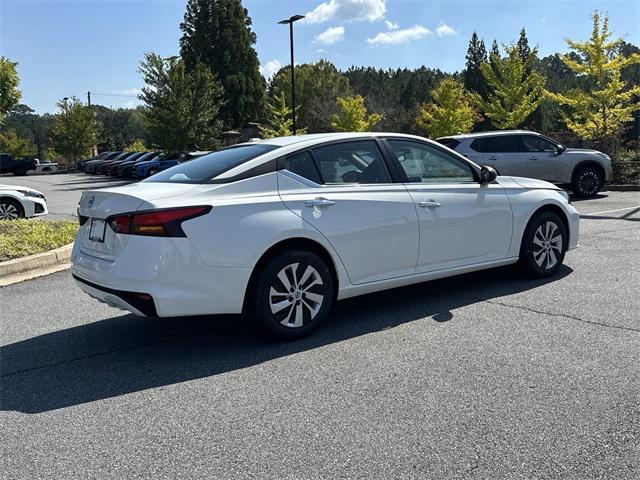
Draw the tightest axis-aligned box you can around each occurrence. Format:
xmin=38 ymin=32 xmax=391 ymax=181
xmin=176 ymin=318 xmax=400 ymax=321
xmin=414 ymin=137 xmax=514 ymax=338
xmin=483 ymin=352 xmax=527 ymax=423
xmin=522 ymin=203 xmax=570 ymax=252
xmin=0 ymin=195 xmax=25 ymax=217
xmin=242 ymin=237 xmax=340 ymax=313
xmin=572 ymin=160 xmax=605 ymax=182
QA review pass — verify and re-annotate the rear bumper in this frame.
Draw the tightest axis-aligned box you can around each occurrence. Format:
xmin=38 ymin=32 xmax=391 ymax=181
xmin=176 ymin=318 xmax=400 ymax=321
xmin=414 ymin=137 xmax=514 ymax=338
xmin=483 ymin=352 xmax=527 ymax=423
xmin=71 ymin=237 xmax=252 ymax=317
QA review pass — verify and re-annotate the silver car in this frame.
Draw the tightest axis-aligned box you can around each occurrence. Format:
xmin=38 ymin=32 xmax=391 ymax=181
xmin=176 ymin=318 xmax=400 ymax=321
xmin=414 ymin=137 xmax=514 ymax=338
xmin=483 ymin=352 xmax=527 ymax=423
xmin=438 ymin=130 xmax=612 ymax=197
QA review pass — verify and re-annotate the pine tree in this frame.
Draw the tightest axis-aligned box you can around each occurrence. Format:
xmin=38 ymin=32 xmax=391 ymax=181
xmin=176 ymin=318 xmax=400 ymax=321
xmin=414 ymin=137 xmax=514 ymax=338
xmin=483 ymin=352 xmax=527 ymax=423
xmin=464 ymin=32 xmax=488 ymax=96
xmin=517 ymin=28 xmax=531 ymax=64
xmin=331 ymin=96 xmax=382 ymax=132
xmin=415 ymin=78 xmax=477 ymax=138
xmin=476 ymin=44 xmax=546 ymax=129
xmin=546 ymin=11 xmax=640 ymax=153
xmin=180 ymin=0 xmax=265 ymax=128
xmin=139 ymin=53 xmax=224 ymax=152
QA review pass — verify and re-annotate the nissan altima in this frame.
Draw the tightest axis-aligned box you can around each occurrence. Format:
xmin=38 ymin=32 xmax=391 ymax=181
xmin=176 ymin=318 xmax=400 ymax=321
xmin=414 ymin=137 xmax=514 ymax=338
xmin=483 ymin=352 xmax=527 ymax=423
xmin=72 ymin=133 xmax=580 ymax=339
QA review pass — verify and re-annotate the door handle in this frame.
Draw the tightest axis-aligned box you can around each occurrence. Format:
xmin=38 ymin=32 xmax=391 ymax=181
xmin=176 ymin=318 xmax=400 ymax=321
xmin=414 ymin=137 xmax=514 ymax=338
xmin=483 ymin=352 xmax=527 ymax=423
xmin=305 ymin=197 xmax=336 ymax=208
xmin=418 ymin=199 xmax=442 ymax=208
xmin=488 ymin=156 xmax=498 ymax=161
xmin=529 ymin=157 xmax=538 ymax=161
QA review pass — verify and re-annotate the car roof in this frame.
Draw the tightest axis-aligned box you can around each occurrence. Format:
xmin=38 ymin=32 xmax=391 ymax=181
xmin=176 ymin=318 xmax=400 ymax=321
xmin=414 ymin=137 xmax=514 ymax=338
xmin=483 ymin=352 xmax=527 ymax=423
xmin=438 ymin=130 xmax=539 ymax=140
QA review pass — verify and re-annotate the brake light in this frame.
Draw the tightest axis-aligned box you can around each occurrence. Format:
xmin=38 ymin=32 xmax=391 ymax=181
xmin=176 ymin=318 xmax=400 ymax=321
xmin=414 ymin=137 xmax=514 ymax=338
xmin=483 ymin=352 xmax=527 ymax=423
xmin=107 ymin=206 xmax=211 ymax=237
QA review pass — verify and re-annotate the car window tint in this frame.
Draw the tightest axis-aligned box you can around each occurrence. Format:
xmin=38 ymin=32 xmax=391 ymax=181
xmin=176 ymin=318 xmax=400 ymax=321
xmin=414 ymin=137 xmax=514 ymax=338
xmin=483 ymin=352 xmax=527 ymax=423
xmin=388 ymin=139 xmax=475 ymax=183
xmin=145 ymin=144 xmax=280 ymax=184
xmin=284 ymin=151 xmax=322 ymax=184
xmin=472 ymin=136 xmax=521 ymax=152
xmin=312 ymin=141 xmax=391 ymax=184
xmin=437 ymin=138 xmax=460 ymax=149
xmin=521 ymin=136 xmax=558 ymax=153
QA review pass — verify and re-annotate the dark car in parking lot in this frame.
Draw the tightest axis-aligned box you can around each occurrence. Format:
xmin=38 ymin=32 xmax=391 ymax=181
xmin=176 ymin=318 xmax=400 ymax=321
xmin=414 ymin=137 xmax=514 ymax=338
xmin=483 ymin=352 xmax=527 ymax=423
xmin=134 ymin=151 xmax=212 ymax=177
xmin=84 ymin=151 xmax=124 ymax=173
xmin=0 ymin=153 xmax=37 ymax=176
xmin=94 ymin=152 xmax=139 ymax=175
xmin=116 ymin=151 xmax=162 ymax=177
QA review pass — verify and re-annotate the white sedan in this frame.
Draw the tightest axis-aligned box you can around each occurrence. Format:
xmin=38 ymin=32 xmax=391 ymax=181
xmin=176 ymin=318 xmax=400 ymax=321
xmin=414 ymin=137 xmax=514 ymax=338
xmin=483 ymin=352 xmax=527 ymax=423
xmin=0 ymin=184 xmax=48 ymax=219
xmin=72 ymin=133 xmax=580 ymax=338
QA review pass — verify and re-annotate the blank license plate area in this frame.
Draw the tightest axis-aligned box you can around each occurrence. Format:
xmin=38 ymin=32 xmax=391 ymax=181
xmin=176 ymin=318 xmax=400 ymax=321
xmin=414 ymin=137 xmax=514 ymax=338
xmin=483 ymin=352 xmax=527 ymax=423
xmin=89 ymin=218 xmax=106 ymax=242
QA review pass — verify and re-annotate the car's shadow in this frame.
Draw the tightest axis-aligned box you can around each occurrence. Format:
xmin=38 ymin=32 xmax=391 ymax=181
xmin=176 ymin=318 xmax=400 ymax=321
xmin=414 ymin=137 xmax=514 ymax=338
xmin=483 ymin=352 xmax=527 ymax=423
xmin=1 ymin=265 xmax=572 ymax=414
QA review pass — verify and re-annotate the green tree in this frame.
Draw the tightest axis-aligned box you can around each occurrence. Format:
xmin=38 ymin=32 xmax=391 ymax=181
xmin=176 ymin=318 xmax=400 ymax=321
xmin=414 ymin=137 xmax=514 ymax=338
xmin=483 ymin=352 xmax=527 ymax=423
xmin=331 ymin=95 xmax=382 ymax=132
xmin=464 ymin=32 xmax=488 ymax=96
xmin=415 ymin=79 xmax=477 ymax=138
xmin=180 ymin=0 xmax=265 ymax=128
xmin=138 ymin=53 xmax=224 ymax=152
xmin=0 ymin=57 xmax=22 ymax=123
xmin=50 ymin=97 xmax=99 ymax=164
xmin=546 ymin=11 xmax=640 ymax=152
xmin=477 ymin=44 xmax=546 ymax=129
xmin=0 ymin=129 xmax=36 ymax=158
xmin=517 ymin=28 xmax=532 ymax=65
xmin=269 ymin=60 xmax=350 ymax=132
xmin=125 ymin=139 xmax=147 ymax=152
xmin=259 ymin=92 xmax=306 ymax=138
xmin=3 ymin=104 xmax=54 ymax=158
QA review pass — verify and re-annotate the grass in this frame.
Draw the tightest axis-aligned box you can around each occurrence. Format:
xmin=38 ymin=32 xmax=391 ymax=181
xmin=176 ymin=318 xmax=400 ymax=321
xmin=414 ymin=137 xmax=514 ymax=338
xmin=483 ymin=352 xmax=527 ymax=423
xmin=0 ymin=219 xmax=78 ymax=262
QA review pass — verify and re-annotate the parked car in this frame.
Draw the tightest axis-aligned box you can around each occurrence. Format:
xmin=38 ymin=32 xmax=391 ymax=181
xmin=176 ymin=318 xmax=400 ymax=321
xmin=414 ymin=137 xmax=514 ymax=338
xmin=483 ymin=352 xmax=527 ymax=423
xmin=79 ymin=152 xmax=112 ymax=172
xmin=72 ymin=132 xmax=579 ymax=339
xmin=103 ymin=152 xmax=148 ymax=176
xmin=0 ymin=184 xmax=48 ymax=219
xmin=95 ymin=152 xmax=139 ymax=175
xmin=115 ymin=152 xmax=161 ymax=177
xmin=84 ymin=151 xmax=123 ymax=174
xmin=437 ymin=130 xmax=612 ymax=197
xmin=134 ymin=151 xmax=211 ymax=178
xmin=0 ymin=153 xmax=37 ymax=176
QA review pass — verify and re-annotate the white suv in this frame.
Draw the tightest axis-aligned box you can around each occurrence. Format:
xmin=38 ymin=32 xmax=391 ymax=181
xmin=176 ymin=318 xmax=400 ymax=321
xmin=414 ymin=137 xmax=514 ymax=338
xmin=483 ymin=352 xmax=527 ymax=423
xmin=438 ymin=130 xmax=612 ymax=197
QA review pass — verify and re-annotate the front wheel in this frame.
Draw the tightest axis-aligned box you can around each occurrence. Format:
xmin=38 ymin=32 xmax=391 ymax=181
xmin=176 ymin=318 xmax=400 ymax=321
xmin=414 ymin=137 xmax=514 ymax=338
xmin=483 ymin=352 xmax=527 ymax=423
xmin=572 ymin=165 xmax=603 ymax=197
xmin=250 ymin=249 xmax=335 ymax=339
xmin=0 ymin=198 xmax=25 ymax=219
xmin=518 ymin=211 xmax=567 ymax=278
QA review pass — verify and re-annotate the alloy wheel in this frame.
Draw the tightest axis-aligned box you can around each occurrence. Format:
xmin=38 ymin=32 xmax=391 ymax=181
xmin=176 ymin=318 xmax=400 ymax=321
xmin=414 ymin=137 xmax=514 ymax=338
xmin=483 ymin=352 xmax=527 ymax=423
xmin=269 ymin=262 xmax=325 ymax=328
xmin=0 ymin=202 xmax=20 ymax=220
xmin=532 ymin=221 xmax=563 ymax=269
xmin=577 ymin=170 xmax=600 ymax=196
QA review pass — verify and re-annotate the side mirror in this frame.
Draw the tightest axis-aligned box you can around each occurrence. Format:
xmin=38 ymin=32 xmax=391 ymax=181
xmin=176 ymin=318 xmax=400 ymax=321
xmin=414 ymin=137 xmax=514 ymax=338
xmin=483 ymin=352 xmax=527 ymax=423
xmin=556 ymin=144 xmax=566 ymax=155
xmin=480 ymin=166 xmax=498 ymax=184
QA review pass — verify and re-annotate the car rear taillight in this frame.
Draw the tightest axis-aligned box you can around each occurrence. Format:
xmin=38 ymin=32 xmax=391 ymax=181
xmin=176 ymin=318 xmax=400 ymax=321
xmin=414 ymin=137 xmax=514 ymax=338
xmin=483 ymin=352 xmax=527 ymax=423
xmin=107 ymin=206 xmax=211 ymax=237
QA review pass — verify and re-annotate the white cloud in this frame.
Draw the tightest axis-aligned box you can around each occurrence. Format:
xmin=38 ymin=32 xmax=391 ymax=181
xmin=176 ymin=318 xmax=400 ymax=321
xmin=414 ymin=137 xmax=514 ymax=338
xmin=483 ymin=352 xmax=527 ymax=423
xmin=259 ymin=59 xmax=283 ymax=79
xmin=385 ymin=20 xmax=399 ymax=30
xmin=315 ymin=26 xmax=345 ymax=45
xmin=303 ymin=0 xmax=386 ymax=24
xmin=435 ymin=22 xmax=456 ymax=37
xmin=367 ymin=25 xmax=431 ymax=45
xmin=317 ymin=48 xmax=328 ymax=54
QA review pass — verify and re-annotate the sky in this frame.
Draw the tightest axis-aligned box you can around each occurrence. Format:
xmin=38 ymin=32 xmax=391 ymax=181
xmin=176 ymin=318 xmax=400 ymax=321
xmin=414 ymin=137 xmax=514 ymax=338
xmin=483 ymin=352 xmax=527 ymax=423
xmin=1 ymin=0 xmax=639 ymax=114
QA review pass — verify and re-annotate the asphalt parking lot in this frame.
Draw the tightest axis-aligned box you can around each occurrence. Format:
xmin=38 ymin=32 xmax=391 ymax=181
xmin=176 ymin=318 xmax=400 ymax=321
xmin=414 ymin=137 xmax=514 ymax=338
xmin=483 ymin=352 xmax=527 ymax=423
xmin=1 ymin=174 xmax=639 ymax=479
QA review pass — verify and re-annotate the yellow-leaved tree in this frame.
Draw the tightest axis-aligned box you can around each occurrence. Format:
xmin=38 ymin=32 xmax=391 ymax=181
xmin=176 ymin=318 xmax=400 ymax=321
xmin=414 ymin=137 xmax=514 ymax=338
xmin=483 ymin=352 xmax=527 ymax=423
xmin=331 ymin=95 xmax=382 ymax=132
xmin=546 ymin=11 xmax=640 ymax=153
xmin=259 ymin=91 xmax=306 ymax=138
xmin=125 ymin=139 xmax=147 ymax=152
xmin=415 ymin=78 xmax=477 ymax=138
xmin=477 ymin=44 xmax=546 ymax=129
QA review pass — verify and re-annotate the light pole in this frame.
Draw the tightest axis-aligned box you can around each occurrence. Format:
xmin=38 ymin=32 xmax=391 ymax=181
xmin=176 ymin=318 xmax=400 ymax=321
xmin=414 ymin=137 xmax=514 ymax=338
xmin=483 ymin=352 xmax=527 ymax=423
xmin=278 ymin=14 xmax=305 ymax=135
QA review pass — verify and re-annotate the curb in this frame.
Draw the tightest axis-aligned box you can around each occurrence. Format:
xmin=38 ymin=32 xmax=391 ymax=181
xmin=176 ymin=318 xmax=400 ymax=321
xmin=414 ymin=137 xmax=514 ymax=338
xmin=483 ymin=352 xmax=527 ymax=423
xmin=0 ymin=243 xmax=73 ymax=277
xmin=605 ymin=185 xmax=640 ymax=192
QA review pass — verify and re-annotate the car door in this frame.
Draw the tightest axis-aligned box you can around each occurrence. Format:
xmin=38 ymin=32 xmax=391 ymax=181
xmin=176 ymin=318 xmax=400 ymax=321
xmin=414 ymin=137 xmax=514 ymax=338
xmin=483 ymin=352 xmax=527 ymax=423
xmin=383 ymin=138 xmax=513 ymax=273
xmin=520 ymin=135 xmax=566 ymax=182
xmin=277 ymin=139 xmax=420 ymax=285
xmin=468 ymin=136 xmax=526 ymax=176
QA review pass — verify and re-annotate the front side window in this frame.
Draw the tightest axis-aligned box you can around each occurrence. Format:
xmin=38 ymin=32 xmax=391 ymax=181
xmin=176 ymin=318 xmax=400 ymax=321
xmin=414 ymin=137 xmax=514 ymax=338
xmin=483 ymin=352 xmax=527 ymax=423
xmin=521 ymin=135 xmax=557 ymax=153
xmin=311 ymin=140 xmax=392 ymax=184
xmin=145 ymin=144 xmax=280 ymax=184
xmin=388 ymin=139 xmax=475 ymax=183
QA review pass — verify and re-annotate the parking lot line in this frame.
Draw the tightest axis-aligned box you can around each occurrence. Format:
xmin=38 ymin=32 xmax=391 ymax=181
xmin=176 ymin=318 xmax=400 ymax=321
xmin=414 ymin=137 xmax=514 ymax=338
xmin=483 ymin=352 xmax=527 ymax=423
xmin=580 ymin=205 xmax=640 ymax=216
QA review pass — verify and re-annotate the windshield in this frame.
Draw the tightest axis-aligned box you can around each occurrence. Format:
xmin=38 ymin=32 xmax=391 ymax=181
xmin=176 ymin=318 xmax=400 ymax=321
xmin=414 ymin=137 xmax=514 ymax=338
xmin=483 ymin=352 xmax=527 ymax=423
xmin=144 ymin=144 xmax=280 ymax=184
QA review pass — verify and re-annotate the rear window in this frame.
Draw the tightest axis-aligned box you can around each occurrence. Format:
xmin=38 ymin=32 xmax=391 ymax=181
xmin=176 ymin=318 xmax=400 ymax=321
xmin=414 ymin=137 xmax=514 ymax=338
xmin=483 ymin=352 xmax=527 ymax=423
xmin=437 ymin=138 xmax=461 ymax=149
xmin=144 ymin=144 xmax=280 ymax=184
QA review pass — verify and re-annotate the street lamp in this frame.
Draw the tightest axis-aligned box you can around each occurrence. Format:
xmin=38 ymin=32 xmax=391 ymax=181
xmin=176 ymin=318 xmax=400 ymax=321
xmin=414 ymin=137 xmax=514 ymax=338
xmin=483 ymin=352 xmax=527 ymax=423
xmin=278 ymin=14 xmax=305 ymax=135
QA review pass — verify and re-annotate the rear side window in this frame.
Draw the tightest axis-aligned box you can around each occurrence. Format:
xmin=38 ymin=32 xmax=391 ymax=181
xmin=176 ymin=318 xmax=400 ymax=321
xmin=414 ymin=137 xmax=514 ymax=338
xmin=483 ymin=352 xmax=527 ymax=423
xmin=471 ymin=136 xmax=522 ymax=153
xmin=284 ymin=151 xmax=322 ymax=184
xmin=145 ymin=144 xmax=280 ymax=184
xmin=437 ymin=138 xmax=461 ymax=149
xmin=311 ymin=140 xmax=391 ymax=184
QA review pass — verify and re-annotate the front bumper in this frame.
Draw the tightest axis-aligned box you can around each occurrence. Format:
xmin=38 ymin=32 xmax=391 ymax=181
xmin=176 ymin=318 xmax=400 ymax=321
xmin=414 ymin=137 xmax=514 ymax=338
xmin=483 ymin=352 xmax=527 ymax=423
xmin=23 ymin=197 xmax=48 ymax=218
xmin=567 ymin=204 xmax=580 ymax=250
xmin=71 ymin=236 xmax=252 ymax=317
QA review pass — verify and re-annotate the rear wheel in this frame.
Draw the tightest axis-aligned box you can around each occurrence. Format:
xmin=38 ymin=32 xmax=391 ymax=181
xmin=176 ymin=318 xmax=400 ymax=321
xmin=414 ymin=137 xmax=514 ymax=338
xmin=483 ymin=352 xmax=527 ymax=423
xmin=250 ymin=249 xmax=335 ymax=339
xmin=518 ymin=211 xmax=567 ymax=278
xmin=0 ymin=198 xmax=24 ymax=220
xmin=572 ymin=165 xmax=603 ymax=197
xmin=13 ymin=168 xmax=27 ymax=176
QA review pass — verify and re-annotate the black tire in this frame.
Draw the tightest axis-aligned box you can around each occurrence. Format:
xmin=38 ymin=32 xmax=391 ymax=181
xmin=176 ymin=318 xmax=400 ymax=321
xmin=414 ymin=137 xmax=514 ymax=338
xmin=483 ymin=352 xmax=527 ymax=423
xmin=518 ymin=211 xmax=567 ymax=278
xmin=250 ymin=249 xmax=335 ymax=340
xmin=571 ymin=165 xmax=603 ymax=197
xmin=0 ymin=198 xmax=25 ymax=220
xmin=12 ymin=168 xmax=27 ymax=176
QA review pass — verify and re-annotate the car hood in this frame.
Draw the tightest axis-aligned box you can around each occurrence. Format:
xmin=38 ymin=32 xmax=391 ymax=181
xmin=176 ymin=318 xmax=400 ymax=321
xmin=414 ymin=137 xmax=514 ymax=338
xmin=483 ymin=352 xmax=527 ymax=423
xmin=563 ymin=148 xmax=604 ymax=155
xmin=497 ymin=176 xmax=561 ymax=190
xmin=0 ymin=184 xmax=44 ymax=195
